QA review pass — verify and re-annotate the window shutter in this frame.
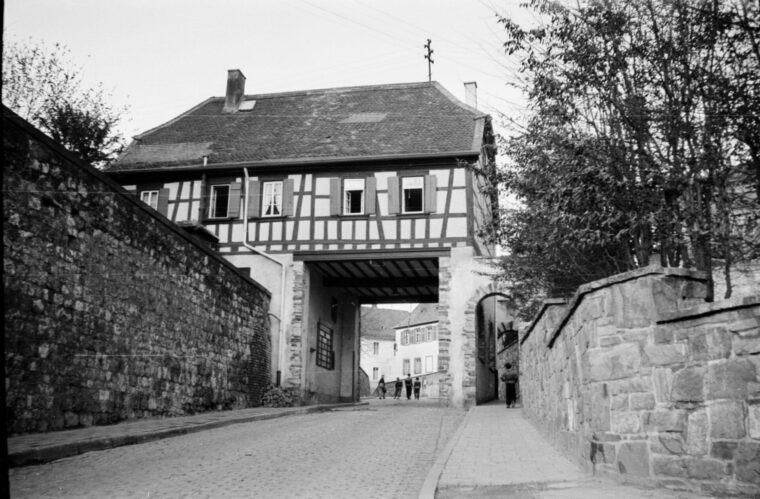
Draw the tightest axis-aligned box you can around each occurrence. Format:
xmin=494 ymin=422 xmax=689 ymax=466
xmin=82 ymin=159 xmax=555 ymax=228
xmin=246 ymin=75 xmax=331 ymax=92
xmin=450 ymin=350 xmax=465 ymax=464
xmin=157 ymin=188 xmax=170 ymax=217
xmin=283 ymin=179 xmax=295 ymax=216
xmin=199 ymin=175 xmax=208 ymax=220
xmin=228 ymin=182 xmax=242 ymax=218
xmin=365 ymin=177 xmax=376 ymax=215
xmin=247 ymin=180 xmax=261 ymax=218
xmin=424 ymin=175 xmax=437 ymax=213
xmin=329 ymin=178 xmax=341 ymax=216
xmin=387 ymin=176 xmax=400 ymax=215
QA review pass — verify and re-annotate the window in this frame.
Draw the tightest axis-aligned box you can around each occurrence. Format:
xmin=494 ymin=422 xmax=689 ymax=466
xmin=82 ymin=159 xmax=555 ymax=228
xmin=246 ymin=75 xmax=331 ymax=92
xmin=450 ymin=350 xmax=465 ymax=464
xmin=415 ymin=328 xmax=423 ymax=343
xmin=373 ymin=367 xmax=379 ymax=380
xmin=414 ymin=357 xmax=422 ymax=374
xmin=387 ymin=175 xmax=436 ymax=215
xmin=403 ymin=358 xmax=410 ymax=376
xmin=343 ymin=178 xmax=365 ymax=215
xmin=140 ymin=190 xmax=159 ymax=210
xmin=316 ymin=323 xmax=334 ymax=370
xmin=373 ymin=342 xmax=379 ymax=355
xmin=425 ymin=355 xmax=434 ymax=372
xmin=262 ymin=181 xmax=283 ymax=217
xmin=426 ymin=326 xmax=435 ymax=342
xmin=402 ymin=176 xmax=424 ymax=213
xmin=209 ymin=185 xmax=230 ymax=218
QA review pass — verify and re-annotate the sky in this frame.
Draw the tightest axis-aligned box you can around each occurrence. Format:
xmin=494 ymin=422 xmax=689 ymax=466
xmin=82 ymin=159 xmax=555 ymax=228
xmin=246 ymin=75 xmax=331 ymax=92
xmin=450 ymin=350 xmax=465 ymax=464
xmin=4 ymin=0 xmax=534 ymax=142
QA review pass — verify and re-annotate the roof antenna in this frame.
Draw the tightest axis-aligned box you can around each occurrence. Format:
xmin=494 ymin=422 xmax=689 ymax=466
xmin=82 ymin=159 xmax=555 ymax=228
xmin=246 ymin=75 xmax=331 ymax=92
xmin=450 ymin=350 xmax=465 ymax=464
xmin=424 ymin=39 xmax=434 ymax=83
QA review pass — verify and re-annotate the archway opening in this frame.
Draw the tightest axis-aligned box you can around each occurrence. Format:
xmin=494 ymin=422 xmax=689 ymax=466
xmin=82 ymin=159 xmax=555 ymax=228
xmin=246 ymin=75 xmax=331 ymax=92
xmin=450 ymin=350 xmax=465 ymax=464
xmin=475 ymin=294 xmax=511 ymax=405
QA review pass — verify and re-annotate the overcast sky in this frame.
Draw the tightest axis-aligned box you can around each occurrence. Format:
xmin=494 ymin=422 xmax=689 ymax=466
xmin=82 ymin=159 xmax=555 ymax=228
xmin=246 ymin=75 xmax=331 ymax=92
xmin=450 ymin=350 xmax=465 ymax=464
xmin=4 ymin=0 xmax=534 ymax=141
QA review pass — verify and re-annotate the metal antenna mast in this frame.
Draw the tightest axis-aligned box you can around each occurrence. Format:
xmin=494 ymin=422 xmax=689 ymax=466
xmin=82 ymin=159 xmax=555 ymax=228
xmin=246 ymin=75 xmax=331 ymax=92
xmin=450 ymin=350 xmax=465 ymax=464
xmin=424 ymin=38 xmax=434 ymax=82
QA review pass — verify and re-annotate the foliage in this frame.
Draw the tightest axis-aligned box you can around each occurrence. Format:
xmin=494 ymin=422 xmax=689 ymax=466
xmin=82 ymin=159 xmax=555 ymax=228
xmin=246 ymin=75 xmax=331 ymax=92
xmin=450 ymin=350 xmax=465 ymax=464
xmin=488 ymin=0 xmax=759 ymax=317
xmin=260 ymin=384 xmax=293 ymax=408
xmin=2 ymin=36 xmax=128 ymax=167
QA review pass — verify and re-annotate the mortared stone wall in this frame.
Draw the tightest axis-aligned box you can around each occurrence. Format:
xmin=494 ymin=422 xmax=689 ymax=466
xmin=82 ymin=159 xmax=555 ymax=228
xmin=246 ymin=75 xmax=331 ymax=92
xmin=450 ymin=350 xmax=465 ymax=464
xmin=3 ymin=108 xmax=271 ymax=435
xmin=520 ymin=264 xmax=759 ymax=496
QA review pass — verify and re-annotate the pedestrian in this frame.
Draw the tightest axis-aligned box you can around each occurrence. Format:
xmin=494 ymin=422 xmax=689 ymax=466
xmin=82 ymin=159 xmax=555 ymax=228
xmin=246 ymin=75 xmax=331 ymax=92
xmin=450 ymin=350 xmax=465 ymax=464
xmin=413 ymin=377 xmax=421 ymax=400
xmin=394 ymin=377 xmax=403 ymax=399
xmin=404 ymin=375 xmax=413 ymax=400
xmin=377 ymin=375 xmax=386 ymax=399
xmin=501 ymin=363 xmax=518 ymax=408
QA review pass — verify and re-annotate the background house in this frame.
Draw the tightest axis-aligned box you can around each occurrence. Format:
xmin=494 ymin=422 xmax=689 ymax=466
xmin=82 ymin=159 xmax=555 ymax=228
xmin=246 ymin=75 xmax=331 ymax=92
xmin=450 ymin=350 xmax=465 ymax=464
xmin=395 ymin=303 xmax=439 ymax=377
xmin=107 ymin=69 xmax=499 ymax=407
xmin=359 ymin=305 xmax=408 ymax=395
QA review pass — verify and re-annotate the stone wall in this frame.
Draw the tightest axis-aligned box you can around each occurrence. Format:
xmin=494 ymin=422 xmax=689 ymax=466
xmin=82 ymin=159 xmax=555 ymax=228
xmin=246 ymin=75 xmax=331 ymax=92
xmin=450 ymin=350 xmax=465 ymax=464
xmin=3 ymin=108 xmax=272 ymax=435
xmin=520 ymin=264 xmax=760 ymax=496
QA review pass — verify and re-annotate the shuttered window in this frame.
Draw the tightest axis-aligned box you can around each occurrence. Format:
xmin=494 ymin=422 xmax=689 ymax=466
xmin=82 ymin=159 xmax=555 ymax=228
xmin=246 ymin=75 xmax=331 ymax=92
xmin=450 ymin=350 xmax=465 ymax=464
xmin=247 ymin=179 xmax=294 ymax=218
xmin=140 ymin=190 xmax=159 ymax=210
xmin=140 ymin=188 xmax=170 ymax=217
xmin=388 ymin=174 xmax=437 ymax=214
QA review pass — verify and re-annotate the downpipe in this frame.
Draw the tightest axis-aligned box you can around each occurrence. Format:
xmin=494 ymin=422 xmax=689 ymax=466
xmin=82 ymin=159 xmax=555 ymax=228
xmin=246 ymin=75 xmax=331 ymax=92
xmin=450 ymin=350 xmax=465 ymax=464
xmin=242 ymin=167 xmax=287 ymax=386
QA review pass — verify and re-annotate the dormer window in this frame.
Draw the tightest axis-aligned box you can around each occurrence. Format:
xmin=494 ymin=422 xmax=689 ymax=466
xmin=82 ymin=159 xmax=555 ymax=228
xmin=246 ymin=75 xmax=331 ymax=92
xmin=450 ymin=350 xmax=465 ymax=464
xmin=402 ymin=176 xmax=424 ymax=213
xmin=343 ymin=178 xmax=365 ymax=215
xmin=262 ymin=181 xmax=283 ymax=217
xmin=209 ymin=184 xmax=230 ymax=218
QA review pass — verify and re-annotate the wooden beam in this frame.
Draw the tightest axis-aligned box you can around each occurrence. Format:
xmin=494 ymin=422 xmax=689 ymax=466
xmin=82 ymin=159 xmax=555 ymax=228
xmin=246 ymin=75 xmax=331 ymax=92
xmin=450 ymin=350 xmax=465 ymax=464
xmin=322 ymin=277 xmax=438 ymax=288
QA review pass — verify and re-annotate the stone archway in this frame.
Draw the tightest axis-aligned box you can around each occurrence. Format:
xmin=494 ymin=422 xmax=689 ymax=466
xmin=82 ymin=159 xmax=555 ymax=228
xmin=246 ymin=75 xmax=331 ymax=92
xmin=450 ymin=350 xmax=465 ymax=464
xmin=460 ymin=283 xmax=512 ymax=407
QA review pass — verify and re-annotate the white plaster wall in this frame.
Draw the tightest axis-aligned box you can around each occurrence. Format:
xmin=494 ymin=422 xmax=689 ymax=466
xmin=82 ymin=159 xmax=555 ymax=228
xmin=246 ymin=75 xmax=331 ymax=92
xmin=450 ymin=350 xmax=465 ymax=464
xmin=445 ymin=246 xmax=498 ymax=407
xmin=360 ymin=338 xmax=398 ymax=387
xmin=222 ymin=252 xmax=294 ymax=384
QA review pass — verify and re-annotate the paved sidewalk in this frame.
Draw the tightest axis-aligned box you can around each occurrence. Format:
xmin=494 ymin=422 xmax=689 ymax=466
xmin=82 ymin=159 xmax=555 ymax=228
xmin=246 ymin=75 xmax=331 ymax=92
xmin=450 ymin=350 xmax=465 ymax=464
xmin=7 ymin=402 xmax=366 ymax=467
xmin=422 ymin=402 xmax=708 ymax=499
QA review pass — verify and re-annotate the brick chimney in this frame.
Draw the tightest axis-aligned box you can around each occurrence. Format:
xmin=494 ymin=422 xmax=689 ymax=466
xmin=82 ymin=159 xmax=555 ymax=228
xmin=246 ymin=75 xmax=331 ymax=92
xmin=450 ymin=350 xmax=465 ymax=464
xmin=464 ymin=81 xmax=478 ymax=109
xmin=223 ymin=69 xmax=246 ymax=113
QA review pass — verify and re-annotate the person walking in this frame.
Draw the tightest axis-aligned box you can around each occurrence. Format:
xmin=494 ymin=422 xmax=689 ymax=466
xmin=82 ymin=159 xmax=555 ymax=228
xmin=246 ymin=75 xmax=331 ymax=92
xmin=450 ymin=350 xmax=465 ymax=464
xmin=394 ymin=377 xmax=403 ymax=399
xmin=501 ymin=363 xmax=518 ymax=408
xmin=377 ymin=376 xmax=386 ymax=399
xmin=404 ymin=376 xmax=413 ymax=400
xmin=413 ymin=377 xmax=421 ymax=400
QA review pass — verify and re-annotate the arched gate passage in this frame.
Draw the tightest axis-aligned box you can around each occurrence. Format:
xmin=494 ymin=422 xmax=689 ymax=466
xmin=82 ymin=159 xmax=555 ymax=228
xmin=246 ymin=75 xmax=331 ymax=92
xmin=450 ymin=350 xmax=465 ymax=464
xmin=475 ymin=293 xmax=510 ymax=405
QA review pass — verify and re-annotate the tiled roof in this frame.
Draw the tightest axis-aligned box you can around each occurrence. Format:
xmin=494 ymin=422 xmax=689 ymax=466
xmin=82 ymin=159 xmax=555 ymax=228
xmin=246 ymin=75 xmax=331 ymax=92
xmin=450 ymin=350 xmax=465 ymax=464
xmin=395 ymin=303 xmax=438 ymax=329
xmin=110 ymin=82 xmax=485 ymax=171
xmin=361 ymin=306 xmax=409 ymax=341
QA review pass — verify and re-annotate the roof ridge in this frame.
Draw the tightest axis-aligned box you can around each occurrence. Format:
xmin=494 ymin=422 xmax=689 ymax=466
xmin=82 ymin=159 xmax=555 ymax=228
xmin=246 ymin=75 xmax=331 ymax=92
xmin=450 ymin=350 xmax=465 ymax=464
xmin=211 ymin=81 xmax=437 ymax=101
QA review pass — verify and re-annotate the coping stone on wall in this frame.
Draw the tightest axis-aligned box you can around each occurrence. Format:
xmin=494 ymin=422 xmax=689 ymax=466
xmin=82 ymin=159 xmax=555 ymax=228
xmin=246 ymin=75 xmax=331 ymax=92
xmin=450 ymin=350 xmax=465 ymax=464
xmin=520 ymin=298 xmax=568 ymax=346
xmin=526 ymin=265 xmax=710 ymax=349
xmin=657 ymin=294 xmax=760 ymax=324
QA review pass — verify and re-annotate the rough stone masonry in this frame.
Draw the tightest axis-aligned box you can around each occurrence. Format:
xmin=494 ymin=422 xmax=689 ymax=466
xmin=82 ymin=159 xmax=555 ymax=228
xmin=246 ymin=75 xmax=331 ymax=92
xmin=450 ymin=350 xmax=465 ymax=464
xmin=3 ymin=108 xmax=272 ymax=435
xmin=520 ymin=265 xmax=760 ymax=497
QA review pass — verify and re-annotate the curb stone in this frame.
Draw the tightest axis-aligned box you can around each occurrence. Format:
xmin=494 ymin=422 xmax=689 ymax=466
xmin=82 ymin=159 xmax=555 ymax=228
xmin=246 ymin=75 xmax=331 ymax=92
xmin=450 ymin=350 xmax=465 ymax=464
xmin=9 ymin=402 xmax=368 ymax=467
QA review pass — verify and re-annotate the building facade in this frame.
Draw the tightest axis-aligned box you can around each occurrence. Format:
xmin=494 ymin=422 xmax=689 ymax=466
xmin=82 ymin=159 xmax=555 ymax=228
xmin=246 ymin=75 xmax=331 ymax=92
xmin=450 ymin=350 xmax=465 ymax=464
xmin=395 ymin=303 xmax=440 ymax=378
xmin=359 ymin=305 xmax=408 ymax=393
xmin=107 ymin=69 xmax=498 ymax=406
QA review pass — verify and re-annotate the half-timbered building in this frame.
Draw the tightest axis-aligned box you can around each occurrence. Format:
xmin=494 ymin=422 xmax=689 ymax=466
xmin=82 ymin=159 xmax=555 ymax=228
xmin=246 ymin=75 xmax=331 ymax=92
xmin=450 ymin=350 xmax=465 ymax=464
xmin=107 ymin=69 xmax=498 ymax=406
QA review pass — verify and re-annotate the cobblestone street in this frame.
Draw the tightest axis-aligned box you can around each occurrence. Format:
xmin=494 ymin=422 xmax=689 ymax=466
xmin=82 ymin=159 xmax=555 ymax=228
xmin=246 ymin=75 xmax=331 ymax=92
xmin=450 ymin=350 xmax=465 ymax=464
xmin=9 ymin=399 xmax=464 ymax=499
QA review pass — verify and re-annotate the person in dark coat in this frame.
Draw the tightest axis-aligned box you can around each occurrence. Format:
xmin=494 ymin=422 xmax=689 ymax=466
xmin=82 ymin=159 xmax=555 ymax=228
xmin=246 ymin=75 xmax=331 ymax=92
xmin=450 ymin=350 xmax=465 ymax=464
xmin=394 ymin=377 xmax=403 ymax=399
xmin=377 ymin=376 xmax=386 ymax=399
xmin=413 ymin=377 xmax=421 ymax=399
xmin=501 ymin=363 xmax=518 ymax=408
xmin=404 ymin=376 xmax=413 ymax=400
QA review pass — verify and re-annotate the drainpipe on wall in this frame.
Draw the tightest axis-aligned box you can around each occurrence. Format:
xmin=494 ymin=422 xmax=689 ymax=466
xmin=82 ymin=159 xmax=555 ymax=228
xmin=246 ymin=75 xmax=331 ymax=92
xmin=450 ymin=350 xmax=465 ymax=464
xmin=243 ymin=167 xmax=287 ymax=386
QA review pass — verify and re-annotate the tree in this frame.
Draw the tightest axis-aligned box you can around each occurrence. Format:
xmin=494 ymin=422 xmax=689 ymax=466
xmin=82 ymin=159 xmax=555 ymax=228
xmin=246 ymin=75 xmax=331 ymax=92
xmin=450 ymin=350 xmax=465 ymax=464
xmin=2 ymin=37 xmax=128 ymax=167
xmin=489 ymin=0 xmax=759 ymax=317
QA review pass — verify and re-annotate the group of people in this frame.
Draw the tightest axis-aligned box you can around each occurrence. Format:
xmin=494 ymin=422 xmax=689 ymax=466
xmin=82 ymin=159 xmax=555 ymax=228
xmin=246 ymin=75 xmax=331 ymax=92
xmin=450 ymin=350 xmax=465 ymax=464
xmin=376 ymin=375 xmax=421 ymax=400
